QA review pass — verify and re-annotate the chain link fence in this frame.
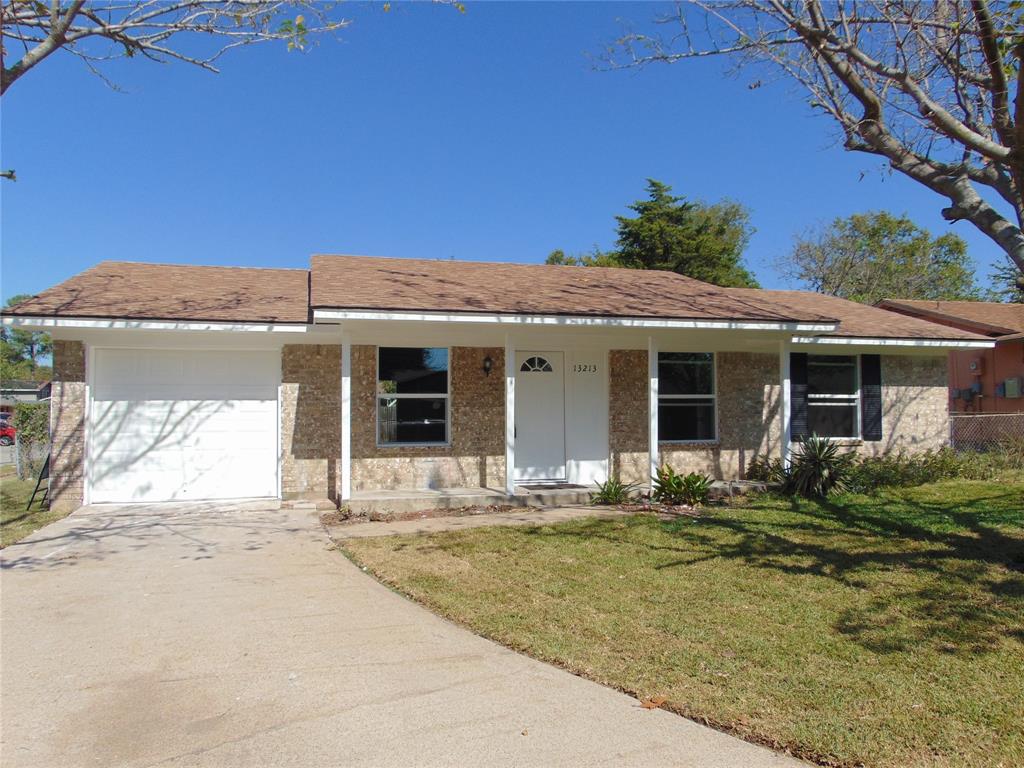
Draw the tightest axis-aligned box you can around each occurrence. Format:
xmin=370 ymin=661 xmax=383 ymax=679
xmin=950 ymin=413 xmax=1024 ymax=452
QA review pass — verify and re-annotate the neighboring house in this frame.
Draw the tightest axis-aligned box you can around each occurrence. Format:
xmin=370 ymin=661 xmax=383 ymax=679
xmin=1 ymin=256 xmax=991 ymax=512
xmin=877 ymin=300 xmax=1024 ymax=414
xmin=0 ymin=379 xmax=50 ymax=418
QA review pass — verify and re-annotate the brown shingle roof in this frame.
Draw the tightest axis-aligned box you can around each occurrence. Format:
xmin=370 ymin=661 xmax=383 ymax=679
xmin=729 ymin=289 xmax=988 ymax=340
xmin=876 ymin=299 xmax=1024 ymax=336
xmin=4 ymin=261 xmax=310 ymax=324
xmin=310 ymin=254 xmax=836 ymax=324
xmin=1 ymin=255 xmax=991 ymax=342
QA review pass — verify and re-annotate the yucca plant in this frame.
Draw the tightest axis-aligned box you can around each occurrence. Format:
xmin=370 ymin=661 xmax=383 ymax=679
xmin=590 ymin=477 xmax=638 ymax=505
xmin=787 ymin=435 xmax=854 ymax=498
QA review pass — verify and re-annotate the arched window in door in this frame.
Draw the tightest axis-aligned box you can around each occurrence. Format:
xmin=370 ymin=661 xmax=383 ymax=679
xmin=520 ymin=356 xmax=553 ymax=373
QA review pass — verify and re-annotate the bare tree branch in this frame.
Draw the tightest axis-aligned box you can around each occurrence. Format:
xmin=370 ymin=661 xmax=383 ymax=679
xmin=603 ymin=0 xmax=1024 ymax=287
xmin=1 ymin=1 xmax=360 ymax=96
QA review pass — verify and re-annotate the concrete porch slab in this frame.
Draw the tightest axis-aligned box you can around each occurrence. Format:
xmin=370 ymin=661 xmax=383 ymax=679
xmin=346 ymin=485 xmax=595 ymax=516
xmin=345 ymin=479 xmax=768 ymax=516
xmin=329 ymin=504 xmax=634 ymax=539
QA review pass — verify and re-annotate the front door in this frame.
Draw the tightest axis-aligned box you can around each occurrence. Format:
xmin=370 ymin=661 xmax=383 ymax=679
xmin=514 ymin=351 xmax=566 ymax=482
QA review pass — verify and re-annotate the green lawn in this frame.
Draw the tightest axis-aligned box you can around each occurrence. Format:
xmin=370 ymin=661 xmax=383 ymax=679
xmin=344 ymin=480 xmax=1024 ymax=768
xmin=1 ymin=469 xmax=66 ymax=548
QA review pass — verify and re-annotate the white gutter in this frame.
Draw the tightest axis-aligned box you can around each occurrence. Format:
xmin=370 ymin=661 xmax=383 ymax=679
xmin=313 ymin=308 xmax=839 ymax=333
xmin=1 ymin=316 xmax=312 ymax=333
xmin=791 ymin=336 xmax=995 ymax=349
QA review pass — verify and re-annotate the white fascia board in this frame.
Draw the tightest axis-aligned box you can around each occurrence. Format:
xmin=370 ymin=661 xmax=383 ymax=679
xmin=791 ymin=335 xmax=995 ymax=349
xmin=313 ymin=308 xmax=838 ymax=333
xmin=1 ymin=316 xmax=312 ymax=333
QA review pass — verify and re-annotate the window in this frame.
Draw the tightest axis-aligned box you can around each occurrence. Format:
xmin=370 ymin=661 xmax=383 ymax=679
xmin=658 ymin=352 xmax=716 ymax=442
xmin=377 ymin=347 xmax=449 ymax=445
xmin=807 ymin=355 xmax=859 ymax=439
xmin=520 ymin=356 xmax=553 ymax=373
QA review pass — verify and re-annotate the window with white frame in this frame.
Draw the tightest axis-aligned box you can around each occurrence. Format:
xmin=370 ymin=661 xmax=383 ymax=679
xmin=377 ymin=347 xmax=449 ymax=445
xmin=658 ymin=352 xmax=716 ymax=442
xmin=807 ymin=355 xmax=859 ymax=439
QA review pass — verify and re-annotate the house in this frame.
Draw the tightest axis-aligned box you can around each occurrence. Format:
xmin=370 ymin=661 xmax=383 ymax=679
xmin=1 ymin=256 xmax=992 ymax=512
xmin=0 ymin=379 xmax=50 ymax=419
xmin=876 ymin=300 xmax=1024 ymax=413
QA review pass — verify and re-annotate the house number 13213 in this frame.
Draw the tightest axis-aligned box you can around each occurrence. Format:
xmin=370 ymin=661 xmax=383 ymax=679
xmin=573 ymin=364 xmax=598 ymax=373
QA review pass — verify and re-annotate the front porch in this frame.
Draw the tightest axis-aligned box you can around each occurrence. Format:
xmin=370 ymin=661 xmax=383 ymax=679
xmin=317 ymin=319 xmax=805 ymax=507
xmin=346 ymin=483 xmax=594 ymax=516
xmin=343 ymin=479 xmax=772 ymax=516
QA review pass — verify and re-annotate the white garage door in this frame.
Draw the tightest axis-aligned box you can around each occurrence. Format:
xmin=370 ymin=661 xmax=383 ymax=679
xmin=89 ymin=349 xmax=279 ymax=503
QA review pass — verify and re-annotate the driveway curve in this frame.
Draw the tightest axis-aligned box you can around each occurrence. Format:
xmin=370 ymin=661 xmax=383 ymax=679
xmin=1 ymin=502 xmax=803 ymax=767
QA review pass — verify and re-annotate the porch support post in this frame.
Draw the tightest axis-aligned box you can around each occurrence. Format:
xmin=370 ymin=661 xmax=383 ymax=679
xmin=648 ymin=335 xmax=659 ymax=484
xmin=504 ymin=334 xmax=516 ymax=496
xmin=779 ymin=337 xmax=792 ymax=469
xmin=340 ymin=332 xmax=352 ymax=501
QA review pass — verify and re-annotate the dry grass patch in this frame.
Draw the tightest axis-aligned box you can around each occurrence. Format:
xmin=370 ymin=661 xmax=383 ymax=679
xmin=1 ymin=471 xmax=68 ymax=548
xmin=344 ymin=480 xmax=1024 ymax=768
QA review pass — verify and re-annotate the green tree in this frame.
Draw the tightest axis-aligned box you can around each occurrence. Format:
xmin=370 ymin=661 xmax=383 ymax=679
xmin=1 ymin=295 xmax=52 ymax=382
xmin=614 ymin=180 xmax=758 ymax=287
xmin=547 ymin=180 xmax=760 ymax=288
xmin=780 ymin=212 xmax=979 ymax=305
xmin=545 ymin=248 xmax=620 ymax=267
xmin=989 ymin=256 xmax=1024 ymax=303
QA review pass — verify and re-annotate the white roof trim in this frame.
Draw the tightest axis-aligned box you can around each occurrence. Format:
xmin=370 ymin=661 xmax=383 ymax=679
xmin=1 ymin=316 xmax=311 ymax=333
xmin=313 ymin=308 xmax=839 ymax=333
xmin=791 ymin=335 xmax=994 ymax=349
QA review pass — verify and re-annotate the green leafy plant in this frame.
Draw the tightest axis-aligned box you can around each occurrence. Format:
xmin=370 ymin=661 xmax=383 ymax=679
xmin=787 ymin=435 xmax=854 ymax=498
xmin=12 ymin=401 xmax=49 ymax=480
xmin=652 ymin=465 xmax=714 ymax=506
xmin=746 ymin=454 xmax=788 ymax=484
xmin=845 ymin=444 xmax=1024 ymax=493
xmin=678 ymin=472 xmax=713 ymax=506
xmin=589 ymin=477 xmax=639 ymax=505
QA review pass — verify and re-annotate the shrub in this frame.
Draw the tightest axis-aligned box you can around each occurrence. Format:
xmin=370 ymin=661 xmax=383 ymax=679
xmin=845 ymin=445 xmax=1022 ymax=493
xmin=787 ymin=435 xmax=853 ymax=498
xmin=12 ymin=401 xmax=49 ymax=479
xmin=652 ymin=465 xmax=714 ymax=506
xmin=678 ymin=472 xmax=713 ymax=506
xmin=590 ymin=477 xmax=638 ymax=505
xmin=747 ymin=454 xmax=787 ymax=484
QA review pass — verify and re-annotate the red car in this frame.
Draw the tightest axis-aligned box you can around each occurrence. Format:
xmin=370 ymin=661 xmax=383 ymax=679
xmin=0 ymin=423 xmax=14 ymax=446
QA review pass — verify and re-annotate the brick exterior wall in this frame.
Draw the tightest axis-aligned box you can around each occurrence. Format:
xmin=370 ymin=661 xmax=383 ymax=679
xmin=608 ymin=349 xmax=649 ymax=485
xmin=351 ymin=345 xmax=505 ymax=490
xmin=45 ymin=342 xmax=948 ymax=503
xmin=49 ymin=340 xmax=86 ymax=512
xmin=866 ymin=355 xmax=949 ymax=456
xmin=607 ymin=350 xmax=945 ymax=482
xmin=281 ymin=345 xmax=340 ymax=500
xmin=661 ymin=352 xmax=782 ymax=480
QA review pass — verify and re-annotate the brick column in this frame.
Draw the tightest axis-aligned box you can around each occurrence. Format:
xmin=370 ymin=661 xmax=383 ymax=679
xmin=280 ymin=345 xmax=341 ymax=500
xmin=49 ymin=340 xmax=87 ymax=512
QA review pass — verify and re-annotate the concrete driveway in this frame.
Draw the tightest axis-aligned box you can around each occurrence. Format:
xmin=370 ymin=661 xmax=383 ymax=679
xmin=1 ymin=502 xmax=803 ymax=768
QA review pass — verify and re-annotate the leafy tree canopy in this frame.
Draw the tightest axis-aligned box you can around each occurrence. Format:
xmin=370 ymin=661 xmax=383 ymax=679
xmin=546 ymin=179 xmax=760 ymax=288
xmin=989 ymin=256 xmax=1024 ymax=303
xmin=1 ymin=294 xmax=51 ymax=382
xmin=779 ymin=212 xmax=979 ymax=305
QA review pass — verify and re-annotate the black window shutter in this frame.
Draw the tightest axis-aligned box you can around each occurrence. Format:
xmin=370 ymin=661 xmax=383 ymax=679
xmin=790 ymin=353 xmax=808 ymax=441
xmin=861 ymin=354 xmax=883 ymax=441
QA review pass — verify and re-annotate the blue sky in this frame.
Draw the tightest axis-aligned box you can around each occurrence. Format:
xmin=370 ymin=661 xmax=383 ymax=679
xmin=1 ymin=1 xmax=1005 ymax=302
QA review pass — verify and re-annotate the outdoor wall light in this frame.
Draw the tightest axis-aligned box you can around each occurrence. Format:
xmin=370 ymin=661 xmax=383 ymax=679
xmin=482 ymin=355 xmax=493 ymax=376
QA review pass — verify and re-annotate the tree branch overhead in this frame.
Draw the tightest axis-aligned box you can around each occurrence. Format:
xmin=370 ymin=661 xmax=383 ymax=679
xmin=606 ymin=0 xmax=1024 ymax=286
